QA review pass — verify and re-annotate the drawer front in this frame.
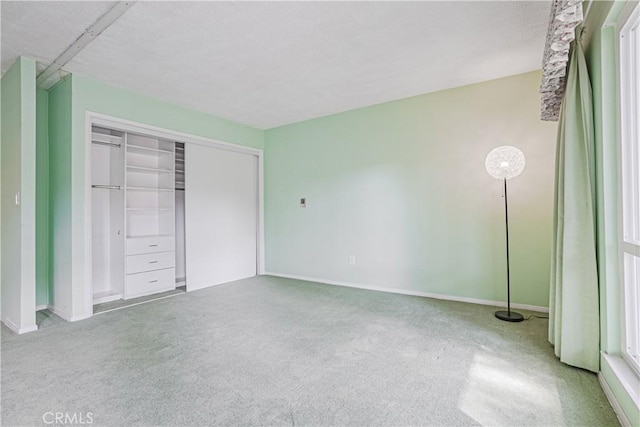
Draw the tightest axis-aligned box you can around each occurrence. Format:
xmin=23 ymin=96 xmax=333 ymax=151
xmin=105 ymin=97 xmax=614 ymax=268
xmin=125 ymin=268 xmax=175 ymax=299
xmin=127 ymin=251 xmax=175 ymax=274
xmin=126 ymin=236 xmax=175 ymax=255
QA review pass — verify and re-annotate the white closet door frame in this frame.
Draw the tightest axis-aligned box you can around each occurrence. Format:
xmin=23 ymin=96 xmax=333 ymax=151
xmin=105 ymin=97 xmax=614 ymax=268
xmin=83 ymin=112 xmax=265 ymax=318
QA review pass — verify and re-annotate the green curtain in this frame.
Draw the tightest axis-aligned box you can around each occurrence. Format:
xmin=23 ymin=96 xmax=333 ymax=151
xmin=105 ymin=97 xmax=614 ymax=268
xmin=549 ymin=36 xmax=600 ymax=373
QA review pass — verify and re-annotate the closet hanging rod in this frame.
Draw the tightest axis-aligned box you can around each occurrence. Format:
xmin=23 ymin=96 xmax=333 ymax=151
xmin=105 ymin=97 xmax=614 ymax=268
xmin=92 ymin=140 xmax=121 ymax=148
xmin=92 ymin=184 xmax=121 ymax=190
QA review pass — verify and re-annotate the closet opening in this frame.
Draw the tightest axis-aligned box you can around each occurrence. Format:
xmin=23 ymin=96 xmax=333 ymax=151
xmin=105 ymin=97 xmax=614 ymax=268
xmin=85 ymin=114 xmax=263 ymax=319
xmin=90 ymin=125 xmax=187 ymax=314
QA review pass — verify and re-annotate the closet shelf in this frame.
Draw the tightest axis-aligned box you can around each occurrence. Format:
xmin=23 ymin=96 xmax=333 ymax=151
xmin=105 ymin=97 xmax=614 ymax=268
xmin=126 ymin=234 xmax=173 ymax=239
xmin=126 ymin=166 xmax=174 ymax=174
xmin=127 ymin=144 xmax=174 ymax=155
xmin=127 ymin=186 xmax=174 ymax=192
xmin=92 ymin=132 xmax=123 ymax=145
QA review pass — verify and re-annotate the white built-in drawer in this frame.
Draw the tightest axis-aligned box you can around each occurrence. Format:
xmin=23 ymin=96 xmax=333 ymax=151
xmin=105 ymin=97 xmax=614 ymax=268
xmin=127 ymin=251 xmax=175 ymax=274
xmin=126 ymin=236 xmax=174 ymax=255
xmin=125 ymin=268 xmax=175 ymax=299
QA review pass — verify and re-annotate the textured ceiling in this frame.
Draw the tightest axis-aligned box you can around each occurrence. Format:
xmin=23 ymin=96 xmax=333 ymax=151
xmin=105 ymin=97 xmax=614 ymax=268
xmin=1 ymin=1 xmax=551 ymax=129
xmin=0 ymin=1 xmax=116 ymax=75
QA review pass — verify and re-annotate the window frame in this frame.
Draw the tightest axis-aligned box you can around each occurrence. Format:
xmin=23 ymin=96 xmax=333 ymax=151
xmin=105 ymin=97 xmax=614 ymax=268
xmin=618 ymin=2 xmax=640 ymax=375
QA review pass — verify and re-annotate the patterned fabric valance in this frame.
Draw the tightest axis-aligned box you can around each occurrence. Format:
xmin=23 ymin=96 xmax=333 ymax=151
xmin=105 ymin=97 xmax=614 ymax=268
xmin=540 ymin=0 xmax=585 ymax=121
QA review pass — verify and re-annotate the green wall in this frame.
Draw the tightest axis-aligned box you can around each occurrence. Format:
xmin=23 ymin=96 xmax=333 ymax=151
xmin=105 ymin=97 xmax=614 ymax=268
xmin=48 ymin=75 xmax=73 ymax=318
xmin=72 ymin=74 xmax=264 ymax=150
xmin=0 ymin=57 xmax=37 ymax=332
xmin=264 ymin=70 xmax=558 ymax=308
xmin=36 ymin=87 xmax=49 ymax=307
xmin=584 ymin=1 xmax=640 ymax=424
xmin=48 ymin=73 xmax=264 ymax=319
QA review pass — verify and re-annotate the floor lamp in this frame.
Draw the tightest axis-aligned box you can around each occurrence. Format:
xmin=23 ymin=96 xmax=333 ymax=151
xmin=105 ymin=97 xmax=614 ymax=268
xmin=485 ymin=146 xmax=525 ymax=322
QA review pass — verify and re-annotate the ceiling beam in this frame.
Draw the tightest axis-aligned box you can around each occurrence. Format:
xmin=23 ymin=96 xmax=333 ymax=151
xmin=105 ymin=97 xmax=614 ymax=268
xmin=37 ymin=1 xmax=135 ymax=89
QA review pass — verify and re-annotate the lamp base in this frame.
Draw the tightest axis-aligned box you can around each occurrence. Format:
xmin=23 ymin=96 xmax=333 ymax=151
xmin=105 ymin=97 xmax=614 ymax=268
xmin=495 ymin=310 xmax=524 ymax=322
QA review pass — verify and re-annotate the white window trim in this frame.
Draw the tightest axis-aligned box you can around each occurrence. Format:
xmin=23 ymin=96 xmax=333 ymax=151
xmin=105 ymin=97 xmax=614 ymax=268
xmin=600 ymin=353 xmax=639 ymax=425
xmin=618 ymin=2 xmax=640 ymax=376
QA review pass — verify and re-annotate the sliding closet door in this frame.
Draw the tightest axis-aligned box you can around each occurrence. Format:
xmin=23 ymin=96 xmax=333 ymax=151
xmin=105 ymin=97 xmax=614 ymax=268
xmin=184 ymin=144 xmax=257 ymax=291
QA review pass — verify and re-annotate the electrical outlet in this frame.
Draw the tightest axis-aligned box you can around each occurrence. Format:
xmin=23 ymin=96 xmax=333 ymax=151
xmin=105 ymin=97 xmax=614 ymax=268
xmin=349 ymin=255 xmax=356 ymax=265
xmin=300 ymin=198 xmax=306 ymax=207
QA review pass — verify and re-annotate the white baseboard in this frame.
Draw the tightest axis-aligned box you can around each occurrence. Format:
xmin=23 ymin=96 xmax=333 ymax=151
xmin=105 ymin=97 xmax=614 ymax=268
xmin=36 ymin=304 xmax=48 ymax=311
xmin=46 ymin=305 xmax=90 ymax=322
xmin=47 ymin=305 xmax=93 ymax=322
xmin=599 ymin=371 xmax=633 ymax=427
xmin=69 ymin=313 xmax=93 ymax=322
xmin=0 ymin=314 xmax=38 ymax=334
xmin=264 ymin=272 xmax=549 ymax=313
xmin=47 ymin=305 xmax=72 ymax=321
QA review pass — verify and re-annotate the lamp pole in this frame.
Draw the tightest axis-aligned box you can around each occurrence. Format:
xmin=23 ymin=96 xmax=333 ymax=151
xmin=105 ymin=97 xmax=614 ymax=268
xmin=495 ymin=177 xmax=523 ymax=322
xmin=504 ymin=178 xmax=512 ymax=315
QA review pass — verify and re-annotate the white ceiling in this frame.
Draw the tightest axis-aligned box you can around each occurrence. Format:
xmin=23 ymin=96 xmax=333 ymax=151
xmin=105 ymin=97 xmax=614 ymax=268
xmin=0 ymin=1 xmax=116 ymax=74
xmin=1 ymin=1 xmax=551 ymax=130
